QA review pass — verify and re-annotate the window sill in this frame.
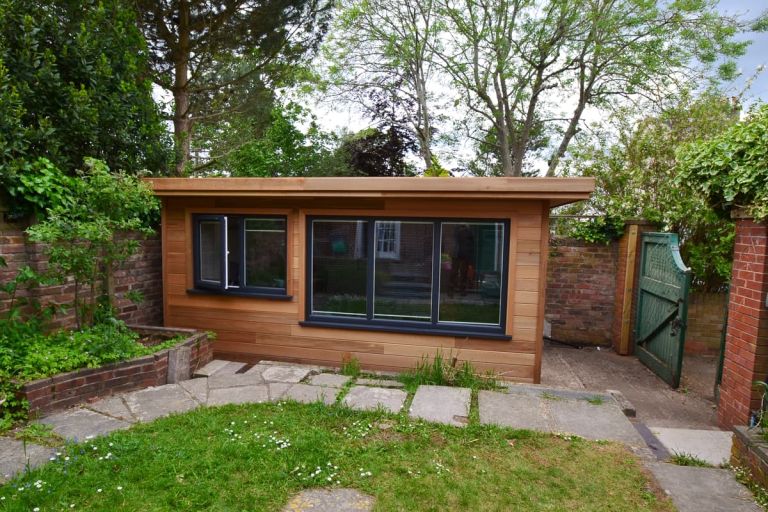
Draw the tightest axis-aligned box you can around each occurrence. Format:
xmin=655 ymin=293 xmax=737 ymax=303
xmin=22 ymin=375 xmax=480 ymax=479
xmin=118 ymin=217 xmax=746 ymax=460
xmin=186 ymin=288 xmax=293 ymax=301
xmin=299 ymin=319 xmax=511 ymax=341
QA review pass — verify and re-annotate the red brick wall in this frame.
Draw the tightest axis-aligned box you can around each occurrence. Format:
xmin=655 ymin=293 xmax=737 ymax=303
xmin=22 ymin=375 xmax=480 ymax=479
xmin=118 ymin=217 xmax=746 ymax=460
xmin=21 ymin=329 xmax=211 ymax=415
xmin=0 ymin=229 xmax=163 ymax=328
xmin=718 ymin=218 xmax=768 ymax=429
xmin=545 ymin=237 xmax=618 ymax=345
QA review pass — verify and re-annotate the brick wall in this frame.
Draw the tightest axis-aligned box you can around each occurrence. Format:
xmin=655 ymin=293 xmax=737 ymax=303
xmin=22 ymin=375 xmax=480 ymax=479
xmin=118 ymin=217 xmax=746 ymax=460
xmin=686 ymin=292 xmax=728 ymax=355
xmin=718 ymin=217 xmax=768 ymax=429
xmin=545 ymin=237 xmax=618 ymax=345
xmin=0 ymin=228 xmax=163 ymax=328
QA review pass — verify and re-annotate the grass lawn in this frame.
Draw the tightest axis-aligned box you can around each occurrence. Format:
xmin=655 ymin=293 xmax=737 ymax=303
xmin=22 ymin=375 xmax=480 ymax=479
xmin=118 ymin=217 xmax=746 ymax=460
xmin=0 ymin=402 xmax=672 ymax=511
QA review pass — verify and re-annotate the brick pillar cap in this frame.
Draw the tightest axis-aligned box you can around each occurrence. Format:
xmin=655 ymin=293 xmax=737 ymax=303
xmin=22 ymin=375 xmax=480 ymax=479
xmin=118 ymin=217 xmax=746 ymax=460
xmin=731 ymin=208 xmax=767 ymax=222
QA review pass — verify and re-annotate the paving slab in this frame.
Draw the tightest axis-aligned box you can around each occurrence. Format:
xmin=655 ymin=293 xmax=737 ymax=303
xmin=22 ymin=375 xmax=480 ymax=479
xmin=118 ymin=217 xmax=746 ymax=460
xmin=410 ymin=385 xmax=470 ymax=426
xmin=192 ymin=359 xmax=230 ymax=378
xmin=269 ymin=383 xmax=293 ymax=402
xmin=245 ymin=363 xmax=273 ymax=376
xmin=0 ymin=437 xmax=52 ymax=483
xmin=356 ymin=378 xmax=404 ymax=388
xmin=179 ymin=377 xmax=209 ymax=404
xmin=282 ymin=488 xmax=374 ymax=511
xmin=478 ymin=390 xmax=551 ymax=432
xmin=39 ymin=408 xmax=131 ymax=441
xmin=262 ymin=365 xmax=313 ymax=384
xmin=85 ymin=395 xmax=135 ymax=422
xmin=647 ymin=463 xmax=761 ymax=512
xmin=284 ymin=384 xmax=339 ymax=405
xmin=548 ymin=398 xmax=646 ymax=446
xmin=208 ymin=372 xmax=266 ymax=389
xmin=309 ymin=373 xmax=351 ymax=388
xmin=651 ymin=427 xmax=733 ymax=466
xmin=208 ymin=384 xmax=269 ymax=406
xmin=343 ymin=386 xmax=407 ymax=413
xmin=124 ymin=384 xmax=199 ymax=422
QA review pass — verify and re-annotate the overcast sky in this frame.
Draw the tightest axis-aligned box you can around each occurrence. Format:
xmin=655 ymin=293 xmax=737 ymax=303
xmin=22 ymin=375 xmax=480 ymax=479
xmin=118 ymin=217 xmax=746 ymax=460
xmin=718 ymin=0 xmax=768 ymax=104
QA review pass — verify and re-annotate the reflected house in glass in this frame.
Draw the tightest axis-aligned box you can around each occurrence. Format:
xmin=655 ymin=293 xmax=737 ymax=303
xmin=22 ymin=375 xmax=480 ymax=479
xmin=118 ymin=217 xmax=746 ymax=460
xmin=147 ymin=177 xmax=594 ymax=382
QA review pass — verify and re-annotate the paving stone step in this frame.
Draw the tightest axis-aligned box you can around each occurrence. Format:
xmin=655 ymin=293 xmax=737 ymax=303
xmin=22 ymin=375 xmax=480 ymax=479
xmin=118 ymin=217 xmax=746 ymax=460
xmin=410 ymin=385 xmax=470 ymax=426
xmin=343 ymin=386 xmax=407 ymax=414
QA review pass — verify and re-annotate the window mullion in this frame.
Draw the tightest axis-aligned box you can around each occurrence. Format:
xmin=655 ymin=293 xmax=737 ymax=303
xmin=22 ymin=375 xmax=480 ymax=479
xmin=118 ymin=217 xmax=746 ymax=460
xmin=431 ymin=221 xmax=441 ymax=326
xmin=222 ymin=215 xmax=229 ymax=290
xmin=366 ymin=219 xmax=375 ymax=321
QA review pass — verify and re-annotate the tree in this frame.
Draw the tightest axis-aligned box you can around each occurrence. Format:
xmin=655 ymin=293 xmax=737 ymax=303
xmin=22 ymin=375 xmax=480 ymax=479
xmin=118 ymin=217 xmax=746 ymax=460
xmin=209 ymin=103 xmax=348 ymax=177
xmin=0 ymin=0 xmax=171 ymax=211
xmin=435 ymin=0 xmax=751 ymax=177
xmin=324 ymin=0 xmax=442 ymax=169
xmin=339 ymin=126 xmax=418 ymax=177
xmin=26 ymin=160 xmax=159 ymax=329
xmin=135 ymin=0 xmax=332 ymax=175
xmin=563 ymin=92 xmax=742 ymax=289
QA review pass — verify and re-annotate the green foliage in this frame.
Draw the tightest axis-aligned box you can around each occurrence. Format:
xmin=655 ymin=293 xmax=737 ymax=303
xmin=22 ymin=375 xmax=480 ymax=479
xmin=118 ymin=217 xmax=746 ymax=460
xmin=562 ymin=92 xmax=741 ymax=290
xmin=340 ymin=356 xmax=361 ymax=377
xmin=563 ymin=216 xmax=625 ymax=245
xmin=26 ymin=159 xmax=159 ymax=327
xmin=424 ymin=156 xmax=451 ymax=177
xmin=0 ymin=0 xmax=171 ymax=215
xmin=212 ymin=103 xmax=347 ymax=177
xmin=669 ymin=452 xmax=711 ymax=467
xmin=399 ymin=352 xmax=499 ymax=393
xmin=677 ymin=104 xmax=768 ymax=221
xmin=0 ymin=319 xmax=181 ymax=426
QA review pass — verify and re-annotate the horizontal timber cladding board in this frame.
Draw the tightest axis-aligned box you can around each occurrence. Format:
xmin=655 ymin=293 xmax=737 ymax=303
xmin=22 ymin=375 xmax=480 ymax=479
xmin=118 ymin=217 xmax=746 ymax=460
xmin=213 ymin=345 xmax=534 ymax=379
xmin=160 ymin=196 xmax=547 ymax=380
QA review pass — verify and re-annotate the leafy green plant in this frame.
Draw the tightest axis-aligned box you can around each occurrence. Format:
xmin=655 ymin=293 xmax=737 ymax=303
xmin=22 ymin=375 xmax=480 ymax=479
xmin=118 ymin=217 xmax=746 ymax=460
xmin=340 ymin=356 xmax=361 ymax=377
xmin=586 ymin=396 xmax=605 ymax=405
xmin=26 ymin=159 xmax=160 ymax=328
xmin=562 ymin=216 xmax=625 ymax=245
xmin=0 ymin=320 xmax=182 ymax=428
xmin=670 ymin=452 xmax=711 ymax=467
xmin=677 ymin=103 xmax=768 ymax=222
xmin=399 ymin=352 xmax=499 ymax=393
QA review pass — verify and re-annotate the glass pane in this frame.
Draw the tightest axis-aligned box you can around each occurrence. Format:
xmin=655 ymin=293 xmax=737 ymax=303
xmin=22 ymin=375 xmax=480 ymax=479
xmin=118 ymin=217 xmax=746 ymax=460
xmin=374 ymin=221 xmax=433 ymax=321
xmin=312 ymin=220 xmax=368 ymax=317
xmin=199 ymin=220 xmax=222 ymax=284
xmin=439 ymin=222 xmax=504 ymax=325
xmin=244 ymin=218 xmax=286 ymax=289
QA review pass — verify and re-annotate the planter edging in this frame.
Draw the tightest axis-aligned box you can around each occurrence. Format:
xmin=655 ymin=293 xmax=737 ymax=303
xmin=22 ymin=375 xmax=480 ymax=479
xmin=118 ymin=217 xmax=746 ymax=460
xmin=19 ymin=326 xmax=212 ymax=416
xmin=732 ymin=425 xmax=768 ymax=487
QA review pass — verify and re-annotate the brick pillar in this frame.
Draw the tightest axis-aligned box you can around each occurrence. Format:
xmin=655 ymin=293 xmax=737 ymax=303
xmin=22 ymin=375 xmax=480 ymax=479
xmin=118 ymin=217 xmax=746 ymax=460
xmin=718 ymin=215 xmax=768 ymax=429
xmin=611 ymin=220 xmax=658 ymax=355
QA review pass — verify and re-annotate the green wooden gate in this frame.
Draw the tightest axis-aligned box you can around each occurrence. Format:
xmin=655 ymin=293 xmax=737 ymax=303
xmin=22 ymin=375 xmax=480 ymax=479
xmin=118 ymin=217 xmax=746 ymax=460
xmin=634 ymin=233 xmax=692 ymax=388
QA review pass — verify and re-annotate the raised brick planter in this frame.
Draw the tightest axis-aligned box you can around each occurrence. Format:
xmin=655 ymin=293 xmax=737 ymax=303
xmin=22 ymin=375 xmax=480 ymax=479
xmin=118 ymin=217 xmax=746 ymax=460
xmin=19 ymin=326 xmax=212 ymax=416
xmin=733 ymin=426 xmax=768 ymax=487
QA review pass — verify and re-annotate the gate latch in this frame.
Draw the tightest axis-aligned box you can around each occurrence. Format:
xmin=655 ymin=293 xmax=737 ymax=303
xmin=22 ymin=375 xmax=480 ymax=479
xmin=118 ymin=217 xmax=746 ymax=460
xmin=670 ymin=316 xmax=682 ymax=337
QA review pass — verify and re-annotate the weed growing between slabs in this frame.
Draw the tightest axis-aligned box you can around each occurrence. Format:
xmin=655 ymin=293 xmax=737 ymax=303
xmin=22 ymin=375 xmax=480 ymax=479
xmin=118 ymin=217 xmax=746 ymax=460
xmin=0 ymin=402 xmax=673 ymax=511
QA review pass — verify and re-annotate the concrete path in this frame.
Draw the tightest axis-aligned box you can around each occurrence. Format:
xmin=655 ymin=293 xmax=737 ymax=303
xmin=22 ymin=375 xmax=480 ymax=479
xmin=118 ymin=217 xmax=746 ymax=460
xmin=1 ymin=358 xmax=761 ymax=512
xmin=650 ymin=427 xmax=733 ymax=466
xmin=648 ymin=463 xmax=762 ymax=512
xmin=283 ymin=488 xmax=374 ymax=511
xmin=542 ymin=342 xmax=719 ymax=429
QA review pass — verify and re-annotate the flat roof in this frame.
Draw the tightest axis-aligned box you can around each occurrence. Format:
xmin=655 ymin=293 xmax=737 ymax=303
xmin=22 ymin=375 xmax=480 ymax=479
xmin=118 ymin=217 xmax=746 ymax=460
xmin=146 ymin=177 xmax=594 ymax=207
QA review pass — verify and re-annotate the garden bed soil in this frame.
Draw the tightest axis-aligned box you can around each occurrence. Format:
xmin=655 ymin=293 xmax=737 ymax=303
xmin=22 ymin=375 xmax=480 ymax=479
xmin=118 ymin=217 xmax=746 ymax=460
xmin=19 ymin=326 xmax=211 ymax=416
xmin=732 ymin=426 xmax=768 ymax=487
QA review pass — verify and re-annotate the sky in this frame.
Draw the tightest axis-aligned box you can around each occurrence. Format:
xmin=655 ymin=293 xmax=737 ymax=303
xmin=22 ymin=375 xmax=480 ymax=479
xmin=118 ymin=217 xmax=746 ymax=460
xmin=717 ymin=0 xmax=768 ymax=104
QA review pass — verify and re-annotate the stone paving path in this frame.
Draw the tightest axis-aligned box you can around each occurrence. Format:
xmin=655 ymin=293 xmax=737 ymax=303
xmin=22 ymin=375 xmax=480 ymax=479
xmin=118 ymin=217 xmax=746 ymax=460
xmin=0 ymin=359 xmax=761 ymax=512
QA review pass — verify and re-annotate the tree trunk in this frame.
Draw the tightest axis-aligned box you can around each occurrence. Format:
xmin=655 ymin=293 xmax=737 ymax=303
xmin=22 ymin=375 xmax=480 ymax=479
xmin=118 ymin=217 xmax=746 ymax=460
xmin=415 ymin=74 xmax=433 ymax=169
xmin=496 ymin=117 xmax=516 ymax=177
xmin=172 ymin=0 xmax=192 ymax=176
xmin=547 ymin=99 xmax=586 ymax=176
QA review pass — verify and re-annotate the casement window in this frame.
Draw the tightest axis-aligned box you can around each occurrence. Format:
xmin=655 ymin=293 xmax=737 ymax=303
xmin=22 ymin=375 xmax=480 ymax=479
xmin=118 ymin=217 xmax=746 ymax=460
xmin=193 ymin=214 xmax=288 ymax=297
xmin=305 ymin=217 xmax=510 ymax=339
